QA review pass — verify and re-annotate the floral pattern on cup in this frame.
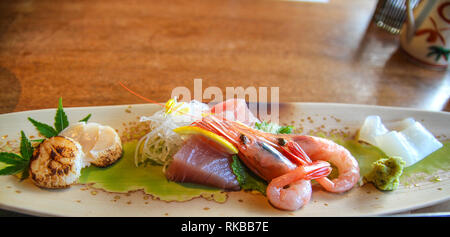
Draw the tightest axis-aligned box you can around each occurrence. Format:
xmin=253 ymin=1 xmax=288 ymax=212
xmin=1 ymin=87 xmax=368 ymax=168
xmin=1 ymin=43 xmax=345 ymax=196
xmin=400 ymin=0 xmax=450 ymax=69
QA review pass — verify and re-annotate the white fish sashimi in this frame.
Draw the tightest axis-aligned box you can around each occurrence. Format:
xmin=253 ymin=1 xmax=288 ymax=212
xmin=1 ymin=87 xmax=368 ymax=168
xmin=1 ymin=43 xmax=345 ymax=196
xmin=400 ymin=122 xmax=443 ymax=164
xmin=387 ymin=117 xmax=416 ymax=131
xmin=375 ymin=131 xmax=419 ymax=167
xmin=357 ymin=115 xmax=388 ymax=145
xmin=358 ymin=116 xmax=443 ymax=167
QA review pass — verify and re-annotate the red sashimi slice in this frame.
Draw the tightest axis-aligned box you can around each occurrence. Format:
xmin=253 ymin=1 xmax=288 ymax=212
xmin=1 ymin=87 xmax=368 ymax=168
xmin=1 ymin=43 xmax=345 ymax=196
xmin=166 ymin=135 xmax=240 ymax=191
xmin=210 ymin=98 xmax=260 ymax=126
xmin=165 ymin=99 xmax=260 ymax=191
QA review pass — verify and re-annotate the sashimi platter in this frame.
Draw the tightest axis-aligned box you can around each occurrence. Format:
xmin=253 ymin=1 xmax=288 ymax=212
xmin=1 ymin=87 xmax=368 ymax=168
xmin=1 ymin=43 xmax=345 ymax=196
xmin=0 ymin=97 xmax=449 ymax=216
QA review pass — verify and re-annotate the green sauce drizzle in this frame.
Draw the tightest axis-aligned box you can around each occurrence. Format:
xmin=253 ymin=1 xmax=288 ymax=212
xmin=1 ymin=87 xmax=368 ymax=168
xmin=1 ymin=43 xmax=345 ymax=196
xmin=78 ymin=141 xmax=227 ymax=202
xmin=402 ymin=142 xmax=450 ymax=175
xmin=78 ymin=136 xmax=449 ymax=199
xmin=331 ymin=136 xmax=450 ymax=186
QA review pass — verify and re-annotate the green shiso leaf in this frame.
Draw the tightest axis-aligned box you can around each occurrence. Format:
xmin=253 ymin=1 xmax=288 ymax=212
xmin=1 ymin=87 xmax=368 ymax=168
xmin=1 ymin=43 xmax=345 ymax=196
xmin=19 ymin=166 xmax=30 ymax=180
xmin=20 ymin=131 xmax=33 ymax=161
xmin=0 ymin=164 xmax=26 ymax=175
xmin=254 ymin=121 xmax=279 ymax=134
xmin=254 ymin=121 xmax=294 ymax=134
xmin=277 ymin=125 xmax=294 ymax=134
xmin=231 ymin=155 xmax=267 ymax=195
xmin=31 ymin=139 xmax=45 ymax=143
xmin=0 ymin=133 xmax=33 ymax=179
xmin=0 ymin=152 xmax=26 ymax=165
xmin=54 ymin=97 xmax=69 ymax=133
xmin=28 ymin=117 xmax=58 ymax=138
xmin=79 ymin=113 xmax=92 ymax=123
xmin=28 ymin=98 xmax=91 ymax=138
xmin=0 ymin=152 xmax=28 ymax=176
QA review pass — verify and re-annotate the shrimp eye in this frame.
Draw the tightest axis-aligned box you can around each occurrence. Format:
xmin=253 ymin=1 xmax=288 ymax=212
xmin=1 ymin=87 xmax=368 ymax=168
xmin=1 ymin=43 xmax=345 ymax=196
xmin=240 ymin=134 xmax=249 ymax=144
xmin=277 ymin=138 xmax=287 ymax=146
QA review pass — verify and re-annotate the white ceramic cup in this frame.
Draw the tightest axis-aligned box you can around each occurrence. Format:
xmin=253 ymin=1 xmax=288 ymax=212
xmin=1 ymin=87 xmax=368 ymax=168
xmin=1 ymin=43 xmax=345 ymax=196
xmin=400 ymin=0 xmax=450 ymax=70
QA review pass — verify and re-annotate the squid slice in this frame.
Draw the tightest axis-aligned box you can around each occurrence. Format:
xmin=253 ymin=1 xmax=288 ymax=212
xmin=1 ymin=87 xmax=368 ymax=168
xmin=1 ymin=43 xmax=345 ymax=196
xmin=358 ymin=116 xmax=443 ymax=167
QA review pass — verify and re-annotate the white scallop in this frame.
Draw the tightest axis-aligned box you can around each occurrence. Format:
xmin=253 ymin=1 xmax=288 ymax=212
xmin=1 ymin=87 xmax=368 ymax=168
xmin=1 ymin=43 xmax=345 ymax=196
xmin=60 ymin=122 xmax=123 ymax=167
xmin=29 ymin=136 xmax=85 ymax=189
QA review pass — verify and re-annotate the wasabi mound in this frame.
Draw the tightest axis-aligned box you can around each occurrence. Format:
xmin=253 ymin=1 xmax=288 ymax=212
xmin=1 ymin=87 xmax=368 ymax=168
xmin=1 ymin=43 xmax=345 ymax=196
xmin=364 ymin=156 xmax=405 ymax=191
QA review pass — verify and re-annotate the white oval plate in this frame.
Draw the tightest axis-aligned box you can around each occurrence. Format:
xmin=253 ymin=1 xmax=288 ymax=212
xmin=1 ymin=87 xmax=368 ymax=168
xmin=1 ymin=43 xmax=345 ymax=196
xmin=0 ymin=103 xmax=449 ymax=217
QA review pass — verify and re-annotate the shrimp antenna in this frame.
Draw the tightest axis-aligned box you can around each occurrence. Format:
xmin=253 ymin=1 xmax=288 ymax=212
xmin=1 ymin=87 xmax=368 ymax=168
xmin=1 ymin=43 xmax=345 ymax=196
xmin=118 ymin=82 xmax=166 ymax=107
xmin=118 ymin=81 xmax=203 ymax=120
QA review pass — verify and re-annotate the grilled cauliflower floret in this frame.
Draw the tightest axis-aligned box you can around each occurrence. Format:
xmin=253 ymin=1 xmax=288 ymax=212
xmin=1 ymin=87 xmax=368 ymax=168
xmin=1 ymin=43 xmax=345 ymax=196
xmin=29 ymin=136 xmax=85 ymax=189
xmin=60 ymin=122 xmax=122 ymax=167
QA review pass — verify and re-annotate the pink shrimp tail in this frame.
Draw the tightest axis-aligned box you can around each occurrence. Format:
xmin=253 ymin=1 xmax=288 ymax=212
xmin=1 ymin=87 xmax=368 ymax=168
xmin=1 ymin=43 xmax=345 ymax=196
xmin=301 ymin=160 xmax=332 ymax=180
xmin=266 ymin=160 xmax=331 ymax=211
xmin=285 ymin=141 xmax=312 ymax=166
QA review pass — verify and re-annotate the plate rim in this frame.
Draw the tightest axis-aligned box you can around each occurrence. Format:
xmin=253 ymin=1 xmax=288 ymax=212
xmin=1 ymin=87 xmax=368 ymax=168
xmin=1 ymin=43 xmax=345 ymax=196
xmin=1 ymin=102 xmax=449 ymax=117
xmin=0 ymin=102 xmax=449 ymax=216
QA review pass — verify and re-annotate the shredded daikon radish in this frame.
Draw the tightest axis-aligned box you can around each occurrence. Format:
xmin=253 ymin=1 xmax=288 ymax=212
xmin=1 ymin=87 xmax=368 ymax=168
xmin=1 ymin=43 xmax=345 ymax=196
xmin=134 ymin=98 xmax=209 ymax=170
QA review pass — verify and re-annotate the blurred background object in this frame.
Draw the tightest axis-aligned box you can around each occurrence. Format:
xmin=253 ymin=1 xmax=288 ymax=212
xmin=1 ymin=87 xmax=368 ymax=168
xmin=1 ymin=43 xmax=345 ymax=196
xmin=400 ymin=0 xmax=450 ymax=70
xmin=374 ymin=0 xmax=421 ymax=34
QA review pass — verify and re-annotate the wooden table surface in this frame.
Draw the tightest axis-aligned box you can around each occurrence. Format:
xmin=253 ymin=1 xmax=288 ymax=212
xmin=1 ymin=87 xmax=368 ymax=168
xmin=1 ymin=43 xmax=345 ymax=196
xmin=0 ymin=0 xmax=449 ymax=216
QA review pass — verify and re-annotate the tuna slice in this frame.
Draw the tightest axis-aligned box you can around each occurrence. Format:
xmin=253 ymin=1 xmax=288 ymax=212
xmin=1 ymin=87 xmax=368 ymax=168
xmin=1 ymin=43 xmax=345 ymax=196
xmin=166 ymin=99 xmax=261 ymax=190
xmin=166 ymin=135 xmax=240 ymax=191
xmin=210 ymin=98 xmax=260 ymax=126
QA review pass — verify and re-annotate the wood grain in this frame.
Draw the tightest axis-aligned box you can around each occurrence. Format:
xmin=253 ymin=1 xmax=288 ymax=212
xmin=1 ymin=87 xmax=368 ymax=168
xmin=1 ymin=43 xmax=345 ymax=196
xmin=0 ymin=0 xmax=448 ymax=113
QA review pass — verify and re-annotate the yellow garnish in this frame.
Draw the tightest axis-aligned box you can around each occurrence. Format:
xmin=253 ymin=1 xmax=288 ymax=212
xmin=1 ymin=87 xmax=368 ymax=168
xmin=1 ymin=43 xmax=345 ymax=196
xmin=173 ymin=126 xmax=239 ymax=154
xmin=165 ymin=98 xmax=176 ymax=114
xmin=165 ymin=98 xmax=189 ymax=115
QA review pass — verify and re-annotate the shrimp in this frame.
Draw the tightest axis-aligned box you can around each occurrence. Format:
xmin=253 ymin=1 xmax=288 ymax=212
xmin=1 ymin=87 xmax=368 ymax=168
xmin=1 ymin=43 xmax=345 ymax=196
xmin=266 ymin=161 xmax=331 ymax=211
xmin=192 ymin=116 xmax=332 ymax=210
xmin=290 ymin=135 xmax=360 ymax=193
xmin=192 ymin=116 xmax=327 ymax=180
xmin=267 ymin=179 xmax=311 ymax=211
